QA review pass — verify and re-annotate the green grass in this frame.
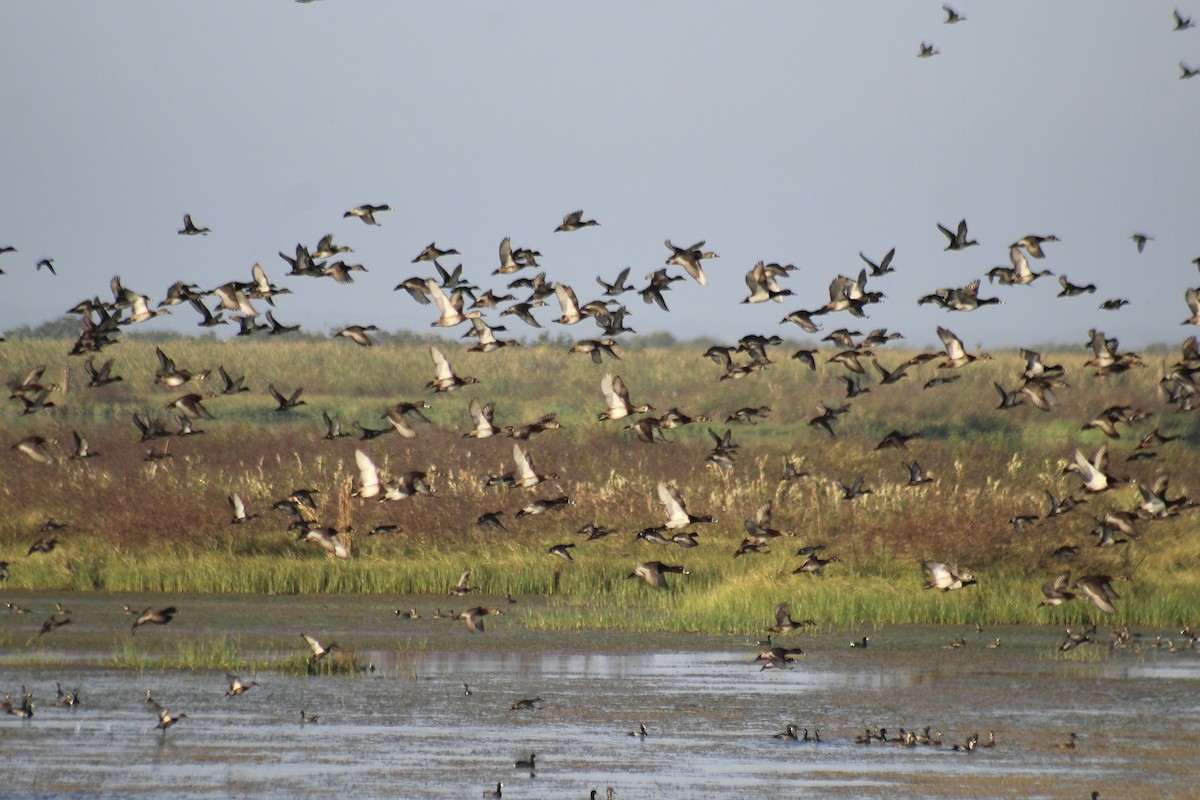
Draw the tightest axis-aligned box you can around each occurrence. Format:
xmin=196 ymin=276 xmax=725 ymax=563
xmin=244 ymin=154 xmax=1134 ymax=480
xmin=2 ymin=338 xmax=1198 ymax=632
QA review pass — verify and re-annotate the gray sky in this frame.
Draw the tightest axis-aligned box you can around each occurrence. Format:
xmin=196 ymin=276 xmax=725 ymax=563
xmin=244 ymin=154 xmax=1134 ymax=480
xmin=2 ymin=1 xmax=1198 ymax=349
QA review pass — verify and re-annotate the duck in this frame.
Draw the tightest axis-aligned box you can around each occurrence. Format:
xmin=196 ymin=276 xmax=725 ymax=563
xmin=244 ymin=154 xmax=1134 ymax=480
xmin=336 ymin=325 xmax=379 ymax=347
xmin=628 ymin=723 xmax=648 ymax=738
xmin=427 ymin=280 xmax=481 ymax=328
xmin=228 ymin=494 xmax=257 ymax=524
xmin=903 ymin=460 xmax=933 ymax=486
xmin=1058 ymin=275 xmax=1097 ymax=297
xmin=918 ymin=41 xmax=940 ymax=58
xmin=596 ymin=266 xmax=634 ymax=296
xmin=943 ymin=4 xmax=965 ymax=23
xmin=510 ymin=697 xmax=542 ymax=711
xmin=922 ymin=561 xmax=976 ymax=591
xmin=937 ymin=326 xmax=987 ymax=368
xmin=512 ymin=753 xmax=536 ymax=773
xmin=301 ymin=633 xmax=338 ymax=662
xmin=742 ymin=261 xmax=794 ymax=303
xmin=1011 ymin=234 xmax=1059 ymax=258
xmin=999 ymin=246 xmax=1054 ymax=286
xmin=548 ymin=543 xmax=576 ymax=561
xmin=178 ymin=213 xmax=210 ymax=235
xmin=84 ymin=357 xmax=123 ymax=387
xmin=427 ymin=346 xmax=479 ymax=392
xmin=152 ymin=702 xmax=187 ymax=733
xmin=773 ymin=724 xmax=799 ymax=741
xmin=794 ymin=554 xmax=839 ymax=576
xmin=343 ymin=203 xmax=390 ymax=225
xmin=1071 ymin=575 xmax=1120 ymax=614
xmin=768 ymin=602 xmax=815 ymax=633
xmin=458 ymin=606 xmax=503 ymax=633
xmin=131 ymin=606 xmax=176 ymax=634
xmin=556 ymin=209 xmax=599 ymax=232
xmin=226 ymin=673 xmax=258 ymax=697
xmin=295 ymin=525 xmax=352 ymax=559
xmin=412 ymin=242 xmax=460 ymax=263
xmin=450 ymin=570 xmax=475 ymax=596
xmin=664 ymin=239 xmax=718 ymax=285
xmin=517 ymin=495 xmax=572 ymax=517
xmin=504 ymin=413 xmax=561 ymax=440
xmin=839 ymin=473 xmax=872 ymax=501
xmin=464 ymin=398 xmax=500 ymax=438
xmin=628 ymin=561 xmax=689 ymax=589
xmin=512 ymin=443 xmax=558 ymax=488
xmin=1039 ymin=572 xmax=1077 ymax=607
xmin=569 ymin=338 xmax=620 ymax=364
xmin=598 ymin=373 xmax=653 ymax=421
xmin=1064 ymin=445 xmax=1120 ymax=493
xmin=483 ymin=782 xmax=503 ymax=799
xmin=937 ymin=219 xmax=975 ymax=249
xmin=269 ymin=384 xmax=306 ymax=412
xmin=657 ymin=481 xmax=715 ymax=529
xmin=477 ymin=511 xmax=508 ymax=532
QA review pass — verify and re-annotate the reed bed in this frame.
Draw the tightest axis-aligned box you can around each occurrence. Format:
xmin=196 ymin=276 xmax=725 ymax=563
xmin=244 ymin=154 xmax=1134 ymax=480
xmin=1 ymin=337 xmax=1197 ymax=632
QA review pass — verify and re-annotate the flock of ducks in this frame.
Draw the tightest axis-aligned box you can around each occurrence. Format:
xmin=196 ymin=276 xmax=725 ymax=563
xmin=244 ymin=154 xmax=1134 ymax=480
xmin=1 ymin=12 xmax=1198 ymax=796
xmin=920 ymin=5 xmax=1200 ymax=80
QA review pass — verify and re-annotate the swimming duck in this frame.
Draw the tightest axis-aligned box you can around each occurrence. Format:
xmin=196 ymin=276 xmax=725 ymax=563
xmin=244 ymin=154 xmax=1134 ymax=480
xmin=773 ymin=724 xmax=799 ymax=740
xmin=512 ymin=753 xmax=536 ymax=772
xmin=483 ymin=782 xmax=503 ymax=798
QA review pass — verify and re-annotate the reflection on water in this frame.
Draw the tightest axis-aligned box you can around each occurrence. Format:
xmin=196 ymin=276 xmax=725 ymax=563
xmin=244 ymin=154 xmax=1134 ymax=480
xmin=1 ymin=593 xmax=1198 ymax=799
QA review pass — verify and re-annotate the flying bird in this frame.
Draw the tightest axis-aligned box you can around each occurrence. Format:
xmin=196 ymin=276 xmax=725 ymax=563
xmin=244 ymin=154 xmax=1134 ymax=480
xmin=344 ymin=203 xmax=390 ymax=225
xmin=131 ymin=606 xmax=177 ymax=634
xmin=178 ymin=214 xmax=210 ymax=235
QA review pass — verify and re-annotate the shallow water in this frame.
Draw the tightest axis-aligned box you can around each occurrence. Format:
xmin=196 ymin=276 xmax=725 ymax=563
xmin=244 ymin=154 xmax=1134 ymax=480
xmin=1 ymin=592 xmax=1198 ymax=799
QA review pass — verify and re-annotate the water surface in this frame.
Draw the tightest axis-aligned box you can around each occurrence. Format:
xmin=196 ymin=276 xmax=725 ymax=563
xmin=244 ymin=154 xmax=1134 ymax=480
xmin=1 ymin=592 xmax=1197 ymax=799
